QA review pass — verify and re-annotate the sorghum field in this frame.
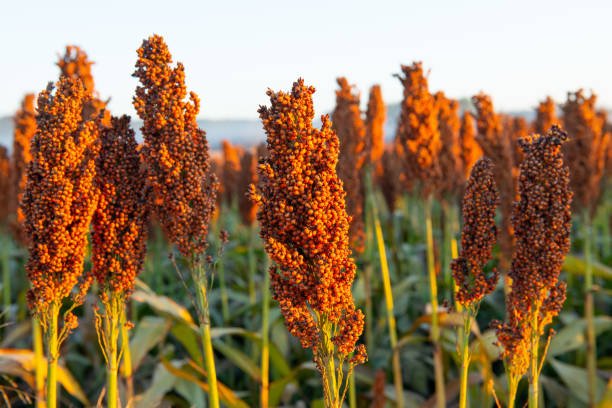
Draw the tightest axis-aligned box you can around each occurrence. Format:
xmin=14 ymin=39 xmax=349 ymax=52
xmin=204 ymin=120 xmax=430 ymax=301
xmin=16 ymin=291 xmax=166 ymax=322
xmin=0 ymin=34 xmax=611 ymax=408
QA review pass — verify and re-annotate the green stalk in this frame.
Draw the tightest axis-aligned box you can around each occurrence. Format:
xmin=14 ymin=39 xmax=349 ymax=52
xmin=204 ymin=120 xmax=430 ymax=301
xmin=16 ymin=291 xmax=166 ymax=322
xmin=507 ymin=374 xmax=519 ymax=408
xmin=348 ymin=372 xmax=357 ymax=408
xmin=425 ymin=198 xmax=445 ymax=408
xmin=46 ymin=302 xmax=60 ymax=408
xmin=528 ymin=306 xmax=539 ymax=408
xmin=442 ymin=200 xmax=453 ymax=301
xmin=195 ymin=261 xmax=220 ymax=408
xmin=248 ymin=224 xmax=257 ymax=305
xmin=363 ymin=166 xmax=375 ymax=352
xmin=121 ymin=311 xmax=134 ymax=408
xmin=373 ymin=208 xmax=403 ymax=408
xmin=584 ymin=211 xmax=597 ymax=407
xmin=33 ymin=318 xmax=45 ymax=408
xmin=2 ymin=244 xmax=10 ymax=322
xmin=260 ymin=256 xmax=271 ymax=408
xmin=216 ymin=210 xmax=230 ymax=323
xmin=458 ymin=310 xmax=473 ymax=408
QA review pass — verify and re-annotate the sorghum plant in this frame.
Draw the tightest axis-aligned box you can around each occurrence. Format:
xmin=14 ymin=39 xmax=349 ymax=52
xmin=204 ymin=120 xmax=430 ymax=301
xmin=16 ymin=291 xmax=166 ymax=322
xmin=459 ymin=111 xmax=482 ymax=180
xmin=332 ymin=77 xmax=367 ymax=253
xmin=90 ymin=115 xmax=149 ymax=408
xmin=492 ymin=125 xmax=572 ymax=408
xmin=251 ymin=79 xmax=367 ymax=408
xmin=133 ymin=34 xmax=219 ymax=407
xmin=365 ymin=84 xmax=386 ymax=174
xmin=22 ymin=77 xmax=100 ymax=408
xmin=395 ymin=62 xmax=443 ymax=408
xmin=451 ymin=157 xmax=500 ymax=408
xmin=562 ymin=90 xmax=610 ymax=406
xmin=9 ymin=94 xmax=36 ymax=245
xmin=534 ymin=96 xmax=558 ymax=136
xmin=472 ymin=93 xmax=516 ymax=274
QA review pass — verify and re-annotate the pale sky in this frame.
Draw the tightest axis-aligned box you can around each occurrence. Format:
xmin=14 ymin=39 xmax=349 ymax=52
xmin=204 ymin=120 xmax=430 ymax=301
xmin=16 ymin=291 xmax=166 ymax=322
xmin=2 ymin=0 xmax=612 ymax=119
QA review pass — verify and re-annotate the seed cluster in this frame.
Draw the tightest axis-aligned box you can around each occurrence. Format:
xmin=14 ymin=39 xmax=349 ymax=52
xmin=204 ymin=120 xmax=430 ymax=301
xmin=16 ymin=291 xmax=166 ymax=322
xmin=459 ymin=111 xmax=482 ymax=179
xmin=251 ymin=79 xmax=365 ymax=365
xmin=492 ymin=125 xmax=572 ymax=379
xmin=221 ymin=140 xmax=243 ymax=207
xmin=91 ymin=115 xmax=150 ymax=300
xmin=472 ymin=93 xmax=516 ymax=270
xmin=9 ymin=94 xmax=36 ymax=245
xmin=0 ymin=147 xmax=9 ymax=225
xmin=133 ymin=35 xmax=217 ymax=258
xmin=22 ymin=77 xmax=100 ymax=328
xmin=332 ymin=77 xmax=367 ymax=253
xmin=378 ymin=147 xmax=401 ymax=212
xmin=562 ymin=90 xmax=609 ymax=215
xmin=451 ymin=157 xmax=500 ymax=307
xmin=395 ymin=62 xmax=440 ymax=197
xmin=365 ymin=84 xmax=386 ymax=167
xmin=435 ymin=92 xmax=463 ymax=196
xmin=57 ymin=45 xmax=109 ymax=124
xmin=534 ymin=96 xmax=558 ymax=136
xmin=237 ymin=149 xmax=258 ymax=226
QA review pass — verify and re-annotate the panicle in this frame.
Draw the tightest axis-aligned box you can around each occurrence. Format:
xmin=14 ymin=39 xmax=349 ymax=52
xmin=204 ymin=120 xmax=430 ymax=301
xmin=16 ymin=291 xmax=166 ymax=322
xmin=534 ymin=96 xmax=558 ymax=135
xmin=394 ymin=62 xmax=440 ymax=197
xmin=459 ymin=110 xmax=482 ymax=179
xmin=9 ymin=94 xmax=36 ymax=245
xmin=0 ymin=147 xmax=9 ymax=226
xmin=332 ymin=77 xmax=367 ymax=253
xmin=237 ymin=148 xmax=258 ymax=226
xmin=251 ymin=78 xmax=365 ymax=364
xmin=91 ymin=115 xmax=150 ymax=300
xmin=378 ymin=146 xmax=401 ymax=212
xmin=472 ymin=93 xmax=516 ymax=271
xmin=434 ymin=92 xmax=463 ymax=197
xmin=451 ymin=157 xmax=500 ymax=307
xmin=365 ymin=84 xmax=386 ymax=166
xmin=221 ymin=140 xmax=243 ymax=207
xmin=57 ymin=45 xmax=109 ymax=124
xmin=562 ymin=89 xmax=610 ymax=215
xmin=492 ymin=125 xmax=572 ymax=379
xmin=133 ymin=35 xmax=218 ymax=258
xmin=22 ymin=77 xmax=100 ymax=327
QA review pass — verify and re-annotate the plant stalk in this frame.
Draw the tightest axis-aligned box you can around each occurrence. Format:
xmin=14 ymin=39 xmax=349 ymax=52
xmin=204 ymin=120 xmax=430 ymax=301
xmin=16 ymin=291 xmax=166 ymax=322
xmin=425 ymin=199 xmax=445 ymax=408
xmin=248 ymin=224 xmax=257 ymax=305
xmin=46 ymin=303 xmax=59 ymax=408
xmin=584 ymin=211 xmax=597 ymax=407
xmin=260 ymin=256 xmax=271 ymax=408
xmin=195 ymin=261 xmax=220 ymax=408
xmin=121 ymin=314 xmax=133 ymax=408
xmin=528 ymin=305 xmax=539 ymax=408
xmin=33 ymin=318 xmax=46 ymax=408
xmin=458 ymin=310 xmax=472 ymax=408
xmin=373 ymin=208 xmax=403 ymax=408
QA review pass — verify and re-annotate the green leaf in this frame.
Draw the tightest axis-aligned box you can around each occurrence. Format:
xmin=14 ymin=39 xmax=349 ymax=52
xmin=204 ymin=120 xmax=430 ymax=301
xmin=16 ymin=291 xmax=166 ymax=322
xmin=134 ymin=362 xmax=176 ymax=408
xmin=213 ymin=341 xmax=261 ymax=382
xmin=130 ymin=316 xmax=170 ymax=370
xmin=549 ymin=358 xmax=606 ymax=404
xmin=132 ymin=279 xmax=195 ymax=325
xmin=548 ymin=316 xmax=612 ymax=357
xmin=563 ymin=254 xmax=612 ymax=280
xmin=171 ymin=322 xmax=203 ymax=366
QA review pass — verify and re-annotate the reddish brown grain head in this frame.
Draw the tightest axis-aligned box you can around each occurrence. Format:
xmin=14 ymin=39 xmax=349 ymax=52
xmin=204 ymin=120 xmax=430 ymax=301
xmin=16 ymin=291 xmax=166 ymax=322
xmin=57 ymin=45 xmax=109 ymax=124
xmin=237 ymin=149 xmax=258 ymax=226
xmin=534 ymin=96 xmax=558 ymax=136
xmin=22 ymin=77 xmax=100 ymax=329
xmin=562 ymin=90 xmax=609 ymax=216
xmin=451 ymin=157 xmax=500 ymax=307
xmin=371 ymin=368 xmax=386 ymax=408
xmin=250 ymin=78 xmax=365 ymax=365
xmin=492 ymin=125 xmax=572 ymax=379
xmin=472 ymin=93 xmax=516 ymax=271
xmin=365 ymin=84 xmax=386 ymax=166
xmin=395 ymin=62 xmax=440 ymax=197
xmin=435 ymin=92 xmax=463 ymax=197
xmin=221 ymin=139 xmax=243 ymax=207
xmin=0 ymin=147 xmax=9 ymax=226
xmin=378 ymin=146 xmax=401 ymax=212
xmin=133 ymin=35 xmax=218 ymax=258
xmin=9 ymin=94 xmax=36 ymax=245
xmin=91 ymin=115 xmax=150 ymax=301
xmin=332 ymin=77 xmax=367 ymax=253
xmin=459 ymin=110 xmax=482 ymax=179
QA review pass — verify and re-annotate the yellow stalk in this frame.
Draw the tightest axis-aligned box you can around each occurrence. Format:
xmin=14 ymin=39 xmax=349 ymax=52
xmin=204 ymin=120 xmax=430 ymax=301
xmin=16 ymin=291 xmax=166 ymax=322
xmin=373 ymin=208 xmax=403 ymax=408
xmin=584 ymin=211 xmax=597 ymax=407
xmin=260 ymin=256 xmax=271 ymax=408
xmin=45 ymin=302 xmax=60 ymax=408
xmin=33 ymin=318 xmax=46 ymax=408
xmin=121 ymin=309 xmax=133 ymax=408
